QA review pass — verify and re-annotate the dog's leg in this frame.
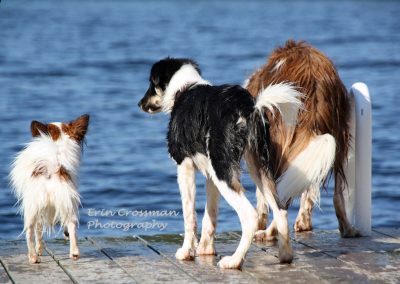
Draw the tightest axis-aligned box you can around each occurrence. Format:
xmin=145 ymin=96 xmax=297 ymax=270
xmin=256 ymin=186 xmax=268 ymax=230
xmin=334 ymin=179 xmax=361 ymax=237
xmin=68 ymin=221 xmax=80 ymax=260
xmin=245 ymin=152 xmax=275 ymax=242
xmin=35 ymin=222 xmax=44 ymax=256
xmin=255 ymin=219 xmax=278 ymax=242
xmin=175 ymin=158 xmax=198 ymax=260
xmin=197 ymin=178 xmax=219 ymax=255
xmin=261 ymin=174 xmax=293 ymax=263
xmin=294 ymin=189 xmax=315 ymax=232
xmin=63 ymin=226 xmax=69 ymax=240
xmin=209 ymin=175 xmax=257 ymax=269
xmin=26 ymin=222 xmax=40 ymax=264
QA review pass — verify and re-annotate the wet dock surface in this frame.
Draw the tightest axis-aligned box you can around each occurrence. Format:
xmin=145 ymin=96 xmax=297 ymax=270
xmin=0 ymin=228 xmax=399 ymax=283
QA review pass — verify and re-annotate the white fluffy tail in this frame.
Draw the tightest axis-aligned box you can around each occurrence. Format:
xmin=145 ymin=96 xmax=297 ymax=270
xmin=277 ymin=134 xmax=336 ymax=206
xmin=255 ymin=82 xmax=303 ymax=126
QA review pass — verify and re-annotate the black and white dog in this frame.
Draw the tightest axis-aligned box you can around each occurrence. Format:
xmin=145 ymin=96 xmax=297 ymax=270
xmin=138 ymin=58 xmax=302 ymax=269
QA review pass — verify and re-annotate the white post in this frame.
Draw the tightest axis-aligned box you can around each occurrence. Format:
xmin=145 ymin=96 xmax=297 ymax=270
xmin=345 ymin=82 xmax=372 ymax=236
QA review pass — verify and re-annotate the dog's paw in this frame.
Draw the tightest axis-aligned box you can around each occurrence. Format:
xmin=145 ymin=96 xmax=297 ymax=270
xmin=70 ymin=249 xmax=80 ymax=260
xmin=278 ymin=247 xmax=293 ymax=264
xmin=175 ymin=247 xmax=194 ymax=260
xmin=294 ymin=218 xmax=313 ymax=232
xmin=254 ymin=229 xmax=277 ymax=242
xmin=217 ymin=255 xmax=243 ymax=269
xmin=196 ymin=242 xmax=216 ymax=255
xmin=28 ymin=253 xmax=40 ymax=264
xmin=340 ymin=227 xmax=361 ymax=238
xmin=70 ymin=253 xmax=80 ymax=260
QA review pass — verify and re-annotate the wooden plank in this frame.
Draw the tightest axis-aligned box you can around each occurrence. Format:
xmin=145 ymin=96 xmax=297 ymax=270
xmin=0 ymin=239 xmax=72 ymax=284
xmin=0 ymin=229 xmax=398 ymax=283
xmin=231 ymin=231 xmax=376 ymax=283
xmin=293 ymin=230 xmax=400 ymax=256
xmin=88 ymin=236 xmax=195 ymax=283
xmin=293 ymin=230 xmax=400 ymax=283
xmin=45 ymin=237 xmax=135 ymax=283
xmin=230 ymin=232 xmax=335 ymax=283
xmin=374 ymin=228 xmax=400 ymax=239
xmin=0 ymin=259 xmax=12 ymax=284
xmin=139 ymin=233 xmax=257 ymax=283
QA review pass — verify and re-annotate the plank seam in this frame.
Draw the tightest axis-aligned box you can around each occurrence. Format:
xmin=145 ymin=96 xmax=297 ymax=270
xmin=44 ymin=242 xmax=79 ymax=284
xmin=372 ymin=228 xmax=400 ymax=240
xmin=230 ymin=232 xmax=340 ymax=284
xmin=134 ymin=235 xmax=201 ymax=283
xmin=85 ymin=236 xmax=139 ymax=284
xmin=0 ymin=258 xmax=15 ymax=284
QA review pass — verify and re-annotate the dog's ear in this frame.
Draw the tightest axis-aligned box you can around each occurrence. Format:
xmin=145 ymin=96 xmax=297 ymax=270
xmin=69 ymin=114 xmax=90 ymax=142
xmin=151 ymin=75 xmax=159 ymax=86
xmin=31 ymin=121 xmax=48 ymax=137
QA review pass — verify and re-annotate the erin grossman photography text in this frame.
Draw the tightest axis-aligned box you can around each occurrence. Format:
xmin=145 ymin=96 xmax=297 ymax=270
xmin=86 ymin=208 xmax=180 ymax=232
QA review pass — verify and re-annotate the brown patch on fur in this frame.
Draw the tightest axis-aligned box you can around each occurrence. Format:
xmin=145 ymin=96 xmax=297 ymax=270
xmin=47 ymin=124 xmax=61 ymax=141
xmin=31 ymin=121 xmax=48 ymax=137
xmin=231 ymin=179 xmax=245 ymax=193
xmin=246 ymin=40 xmax=350 ymax=193
xmin=57 ymin=166 xmax=72 ymax=182
xmin=31 ymin=165 xmax=47 ymax=177
xmin=62 ymin=114 xmax=90 ymax=143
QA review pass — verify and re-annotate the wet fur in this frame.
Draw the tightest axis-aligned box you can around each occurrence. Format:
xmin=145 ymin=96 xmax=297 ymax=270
xmin=246 ymin=40 xmax=359 ymax=237
xmin=138 ymin=58 xmax=303 ymax=268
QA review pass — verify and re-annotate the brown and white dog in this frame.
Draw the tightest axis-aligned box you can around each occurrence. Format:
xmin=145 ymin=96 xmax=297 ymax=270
xmin=10 ymin=114 xmax=89 ymax=264
xmin=244 ymin=40 xmax=360 ymax=239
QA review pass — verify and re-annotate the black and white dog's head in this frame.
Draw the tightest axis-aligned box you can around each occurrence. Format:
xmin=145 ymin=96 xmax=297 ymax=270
xmin=138 ymin=57 xmax=209 ymax=113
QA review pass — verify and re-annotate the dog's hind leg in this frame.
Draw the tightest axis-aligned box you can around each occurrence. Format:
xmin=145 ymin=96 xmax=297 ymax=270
xmin=68 ymin=221 xmax=80 ymax=260
xmin=175 ymin=158 xmax=198 ymax=260
xmin=197 ymin=178 xmax=219 ymax=256
xmin=334 ymin=177 xmax=361 ymax=237
xmin=26 ymin=222 xmax=40 ymax=264
xmin=294 ymin=188 xmax=315 ymax=232
xmin=254 ymin=188 xmax=277 ymax=242
xmin=35 ymin=222 xmax=44 ymax=256
xmin=261 ymin=174 xmax=293 ymax=263
xmin=256 ymin=186 xmax=268 ymax=230
xmin=244 ymin=152 xmax=277 ymax=242
xmin=208 ymin=174 xmax=257 ymax=269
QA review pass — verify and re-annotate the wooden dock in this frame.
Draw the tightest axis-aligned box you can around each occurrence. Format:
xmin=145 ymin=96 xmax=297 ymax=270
xmin=0 ymin=228 xmax=399 ymax=283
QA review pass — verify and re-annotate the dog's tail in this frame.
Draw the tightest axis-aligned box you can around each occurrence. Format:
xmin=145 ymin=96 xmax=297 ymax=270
xmin=254 ymin=82 xmax=303 ymax=127
xmin=248 ymin=83 xmax=303 ymax=174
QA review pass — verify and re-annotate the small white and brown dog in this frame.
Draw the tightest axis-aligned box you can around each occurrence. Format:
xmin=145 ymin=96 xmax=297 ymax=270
xmin=10 ymin=114 xmax=89 ymax=264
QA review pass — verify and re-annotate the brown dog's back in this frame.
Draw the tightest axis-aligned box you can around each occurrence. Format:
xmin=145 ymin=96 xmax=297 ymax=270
xmin=246 ymin=40 xmax=350 ymax=191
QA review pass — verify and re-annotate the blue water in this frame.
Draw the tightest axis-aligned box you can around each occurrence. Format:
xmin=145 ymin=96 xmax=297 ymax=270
xmin=0 ymin=0 xmax=399 ymax=239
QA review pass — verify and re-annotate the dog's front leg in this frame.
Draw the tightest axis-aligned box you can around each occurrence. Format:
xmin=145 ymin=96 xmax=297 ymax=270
xmin=176 ymin=158 xmax=198 ymax=260
xmin=68 ymin=221 xmax=80 ymax=260
xmin=197 ymin=178 xmax=219 ymax=255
